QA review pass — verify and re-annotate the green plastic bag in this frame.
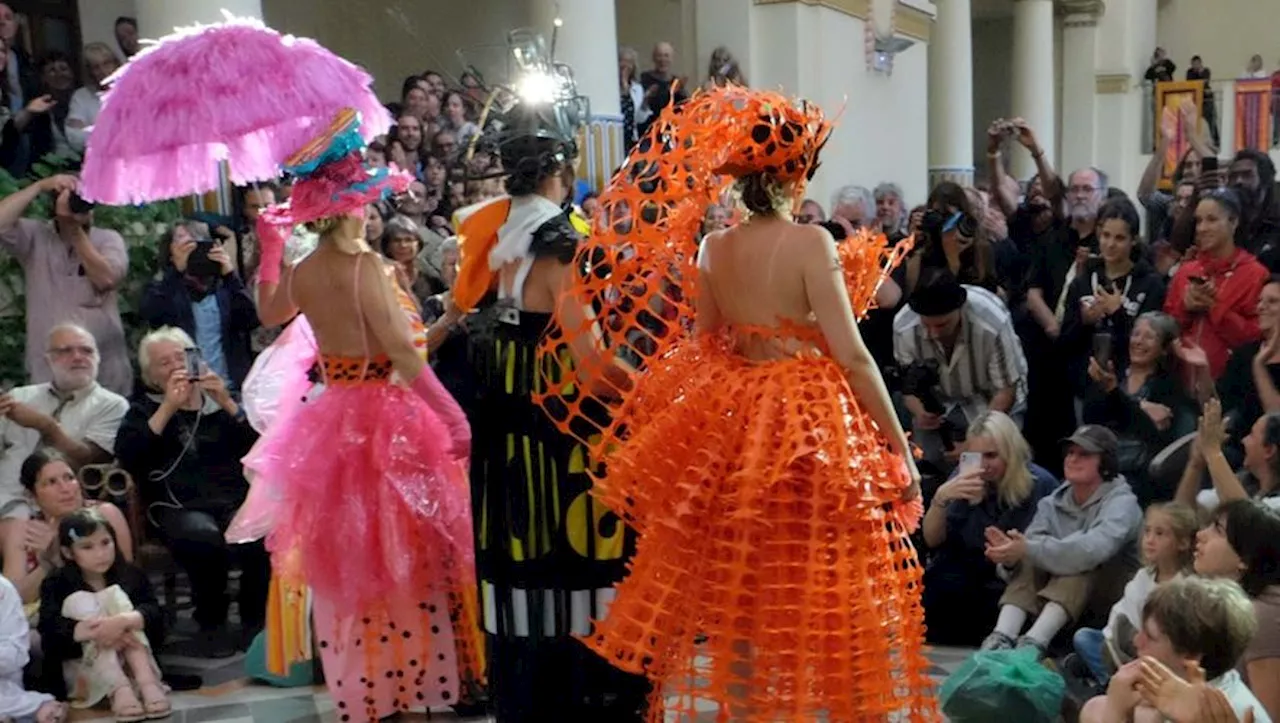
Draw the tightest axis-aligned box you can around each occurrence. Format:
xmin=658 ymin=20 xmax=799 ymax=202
xmin=939 ymin=647 xmax=1065 ymax=722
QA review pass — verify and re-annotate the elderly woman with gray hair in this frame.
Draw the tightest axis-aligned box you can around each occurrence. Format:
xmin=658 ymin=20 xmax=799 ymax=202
xmin=379 ymin=214 xmax=447 ymax=312
xmin=1083 ymin=311 xmax=1197 ymax=505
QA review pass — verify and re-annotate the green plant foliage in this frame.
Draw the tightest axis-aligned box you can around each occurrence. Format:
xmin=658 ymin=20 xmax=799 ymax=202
xmin=0 ymin=152 xmax=183 ymax=384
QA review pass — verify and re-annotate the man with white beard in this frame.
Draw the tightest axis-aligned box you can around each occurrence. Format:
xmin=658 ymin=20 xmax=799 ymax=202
xmin=0 ymin=323 xmax=127 ymax=520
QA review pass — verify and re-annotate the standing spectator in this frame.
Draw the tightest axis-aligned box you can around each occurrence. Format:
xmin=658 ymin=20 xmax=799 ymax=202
xmin=1186 ymin=56 xmax=1220 ymax=147
xmin=832 ymin=183 xmax=905 ymax=370
xmin=388 ymin=112 xmax=424 ymax=178
xmin=30 ymin=52 xmax=76 ymax=159
xmin=1145 ymin=47 xmax=1177 ymax=83
xmin=921 ymin=411 xmax=1057 ymax=646
xmin=981 ymin=425 xmax=1143 ymax=657
xmin=830 ymin=185 xmax=873 ymax=229
xmin=874 ymin=182 xmax=907 ymax=239
xmin=638 ymin=42 xmax=688 ymax=136
xmin=704 ymin=46 xmax=745 ymax=89
xmin=1139 ymin=104 xmax=1209 ymax=253
xmin=905 ymin=182 xmax=997 ymax=294
xmin=0 ymin=174 xmax=130 ymax=396
xmin=1165 ymin=188 xmax=1267 ymax=379
xmin=796 ymin=199 xmax=825 ymax=224
xmin=139 ymin=221 xmax=259 ymax=394
xmin=1217 ymin=275 xmax=1280 ymax=432
xmin=65 ymin=42 xmax=120 ymax=153
xmin=0 ymin=3 xmax=38 ymax=118
xmin=440 ymin=90 xmax=479 ymax=147
xmin=420 ymin=69 xmax=446 ymax=96
xmin=618 ymin=46 xmax=651 ymax=150
xmin=1247 ymin=54 xmax=1267 ymax=79
xmin=115 ymin=328 xmax=269 ymax=656
xmin=1229 ymin=149 xmax=1280 ymax=271
xmin=114 ymin=17 xmax=139 ymax=58
xmin=1060 ymin=197 xmax=1167 ymax=398
xmin=0 ymin=324 xmax=126 ymax=521
xmin=894 ymin=269 xmax=1028 ymax=473
xmin=381 ymin=215 xmax=441 ymax=310
xmin=235 ymin=183 xmax=276 ymax=284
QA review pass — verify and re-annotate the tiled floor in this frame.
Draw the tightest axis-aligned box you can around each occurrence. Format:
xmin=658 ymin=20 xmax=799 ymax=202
xmin=63 ymin=646 xmax=973 ymax=722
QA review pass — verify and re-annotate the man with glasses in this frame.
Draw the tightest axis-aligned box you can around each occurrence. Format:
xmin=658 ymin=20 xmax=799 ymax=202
xmin=0 ymin=323 xmax=127 ymax=520
xmin=0 ymin=173 xmax=131 ymax=395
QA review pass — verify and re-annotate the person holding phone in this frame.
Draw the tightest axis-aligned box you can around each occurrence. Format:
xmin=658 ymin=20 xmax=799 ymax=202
xmin=921 ymin=411 xmax=1058 ymax=646
xmin=1083 ymin=312 xmax=1196 ymax=505
xmin=1061 ymin=197 xmax=1167 ymax=407
xmin=1165 ymin=188 xmax=1268 ymax=379
xmin=139 ymin=220 xmax=259 ymax=394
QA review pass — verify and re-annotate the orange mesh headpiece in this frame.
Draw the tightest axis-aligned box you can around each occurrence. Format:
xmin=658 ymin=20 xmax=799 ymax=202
xmin=713 ymin=88 xmax=832 ymax=184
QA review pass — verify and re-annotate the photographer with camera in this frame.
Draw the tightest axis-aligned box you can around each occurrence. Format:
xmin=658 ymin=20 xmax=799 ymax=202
xmin=0 ymin=173 xmax=131 ymax=396
xmin=139 ymin=221 xmax=259 ymax=395
xmin=893 ymin=268 xmax=1028 ymax=475
xmin=114 ymin=327 xmax=268 ymax=657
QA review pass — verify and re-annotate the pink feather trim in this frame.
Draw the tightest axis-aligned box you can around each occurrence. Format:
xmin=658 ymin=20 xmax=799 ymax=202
xmin=81 ymin=18 xmax=390 ymax=205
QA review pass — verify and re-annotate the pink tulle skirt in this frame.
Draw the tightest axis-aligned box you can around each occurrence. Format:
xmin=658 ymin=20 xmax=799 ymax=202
xmin=243 ymin=379 xmax=474 ymax=614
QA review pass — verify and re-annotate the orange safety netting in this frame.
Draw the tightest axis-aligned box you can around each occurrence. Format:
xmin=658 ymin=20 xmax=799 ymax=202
xmin=533 ymin=85 xmax=937 ymax=720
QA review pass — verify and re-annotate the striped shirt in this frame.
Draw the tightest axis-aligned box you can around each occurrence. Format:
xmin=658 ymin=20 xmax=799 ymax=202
xmin=892 ymin=285 xmax=1028 ymax=420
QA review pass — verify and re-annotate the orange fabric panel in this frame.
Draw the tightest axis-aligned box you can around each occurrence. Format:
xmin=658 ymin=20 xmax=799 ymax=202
xmin=452 ymin=197 xmax=512 ymax=312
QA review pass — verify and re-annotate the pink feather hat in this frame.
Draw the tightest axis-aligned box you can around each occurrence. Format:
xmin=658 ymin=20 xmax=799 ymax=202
xmin=80 ymin=16 xmax=390 ymax=205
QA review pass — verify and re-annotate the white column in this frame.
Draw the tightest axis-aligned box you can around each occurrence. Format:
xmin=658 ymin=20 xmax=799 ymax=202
xmin=1059 ymin=2 xmax=1103 ymax=175
xmin=135 ymin=0 xmax=262 ymax=38
xmin=1010 ymin=0 xmax=1056 ymax=179
xmin=529 ymin=0 xmax=621 ymax=118
xmin=928 ymin=0 xmax=974 ymax=187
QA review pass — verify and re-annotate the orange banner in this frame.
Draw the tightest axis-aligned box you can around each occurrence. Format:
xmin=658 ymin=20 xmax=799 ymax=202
xmin=1235 ymin=78 xmax=1274 ymax=153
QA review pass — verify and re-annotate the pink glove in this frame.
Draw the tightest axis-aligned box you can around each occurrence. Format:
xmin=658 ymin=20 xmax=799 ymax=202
xmin=255 ymin=217 xmax=288 ymax=285
xmin=411 ymin=365 xmax=470 ymax=460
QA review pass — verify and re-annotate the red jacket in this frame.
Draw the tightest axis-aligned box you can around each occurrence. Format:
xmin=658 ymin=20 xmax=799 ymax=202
xmin=1164 ymin=247 xmax=1268 ymax=378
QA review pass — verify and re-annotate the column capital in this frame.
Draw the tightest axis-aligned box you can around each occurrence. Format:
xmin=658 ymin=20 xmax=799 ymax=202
xmin=1057 ymin=0 xmax=1105 ymax=26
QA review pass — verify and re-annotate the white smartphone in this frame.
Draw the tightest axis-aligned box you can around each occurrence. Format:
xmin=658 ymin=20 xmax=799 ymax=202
xmin=958 ymin=452 xmax=982 ymax=476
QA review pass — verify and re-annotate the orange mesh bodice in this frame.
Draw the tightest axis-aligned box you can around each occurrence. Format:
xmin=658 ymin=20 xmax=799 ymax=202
xmin=316 ymin=354 xmax=392 ymax=385
xmin=529 ymin=86 xmax=933 ymax=720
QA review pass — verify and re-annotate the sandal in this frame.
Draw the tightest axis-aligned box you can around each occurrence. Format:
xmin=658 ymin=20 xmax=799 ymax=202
xmin=137 ymin=681 xmax=172 ymax=720
xmin=110 ymin=685 xmax=146 ymax=723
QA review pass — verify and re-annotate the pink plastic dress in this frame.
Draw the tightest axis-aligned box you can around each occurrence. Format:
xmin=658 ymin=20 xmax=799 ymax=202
xmin=230 ymin=259 xmax=479 ymax=717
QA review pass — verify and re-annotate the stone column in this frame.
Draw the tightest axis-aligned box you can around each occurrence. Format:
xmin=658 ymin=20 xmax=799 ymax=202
xmin=928 ymin=0 xmax=974 ymax=187
xmin=1059 ymin=1 xmax=1104 ymax=177
xmin=1009 ymin=0 xmax=1056 ymax=179
xmin=135 ymin=0 xmax=263 ymax=39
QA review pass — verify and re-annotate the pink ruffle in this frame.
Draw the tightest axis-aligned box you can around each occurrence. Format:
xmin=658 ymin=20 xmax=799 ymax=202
xmin=81 ymin=19 xmax=389 ymax=205
xmin=244 ymin=382 xmax=474 ymax=612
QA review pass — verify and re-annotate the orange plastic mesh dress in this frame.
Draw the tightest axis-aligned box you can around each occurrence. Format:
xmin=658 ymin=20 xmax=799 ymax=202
xmin=534 ymin=86 xmax=938 ymax=721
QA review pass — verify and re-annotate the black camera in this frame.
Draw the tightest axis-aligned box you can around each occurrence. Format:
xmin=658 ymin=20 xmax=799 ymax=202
xmin=67 ymin=192 xmax=95 ymax=215
xmin=185 ymin=238 xmax=220 ymax=278
xmin=920 ymin=208 xmax=977 ymax=248
xmin=896 ymin=359 xmax=957 ymax=451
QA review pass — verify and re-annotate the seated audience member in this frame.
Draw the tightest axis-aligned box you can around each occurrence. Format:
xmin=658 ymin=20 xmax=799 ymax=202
xmin=893 ymin=268 xmax=1028 ymax=474
xmin=1165 ymin=188 xmax=1268 ymax=379
xmin=140 ymin=221 xmax=259 ymax=394
xmin=1176 ymin=399 xmax=1280 ymax=512
xmin=37 ymin=508 xmax=167 ymax=714
xmin=1080 ymin=576 xmax=1270 ymax=723
xmin=1082 ymin=312 xmax=1196 ymax=505
xmin=1060 ymin=198 xmax=1167 ymax=396
xmin=921 ymin=411 xmax=1057 ymax=646
xmin=0 ymin=174 xmax=132 ymax=396
xmin=3 ymin=448 xmax=132 ymax=604
xmin=981 ymin=425 xmax=1143 ymax=657
xmin=0 ymin=324 xmax=127 ymax=524
xmin=0 ymin=573 xmax=66 ymax=723
xmin=1191 ymin=499 xmax=1280 ymax=719
xmin=1218 ymin=275 xmax=1280 ymax=433
xmin=1071 ymin=502 xmax=1198 ymax=685
xmin=114 ymin=328 xmax=269 ymax=656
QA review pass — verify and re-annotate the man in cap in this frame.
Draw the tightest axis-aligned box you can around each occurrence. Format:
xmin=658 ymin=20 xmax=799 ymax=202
xmin=980 ymin=424 xmax=1142 ymax=657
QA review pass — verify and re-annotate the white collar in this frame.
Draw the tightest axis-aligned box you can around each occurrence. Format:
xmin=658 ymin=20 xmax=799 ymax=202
xmin=489 ymin=195 xmax=565 ymax=271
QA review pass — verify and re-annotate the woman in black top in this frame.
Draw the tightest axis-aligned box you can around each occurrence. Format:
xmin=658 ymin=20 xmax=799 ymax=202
xmin=1061 ymin=197 xmax=1167 ymax=398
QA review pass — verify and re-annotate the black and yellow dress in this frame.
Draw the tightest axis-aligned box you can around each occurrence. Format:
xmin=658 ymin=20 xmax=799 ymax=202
xmin=455 ymin=193 xmax=650 ymax=722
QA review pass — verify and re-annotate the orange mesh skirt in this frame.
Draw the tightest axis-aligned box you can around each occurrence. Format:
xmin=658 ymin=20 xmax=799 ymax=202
xmin=585 ymin=336 xmax=937 ymax=721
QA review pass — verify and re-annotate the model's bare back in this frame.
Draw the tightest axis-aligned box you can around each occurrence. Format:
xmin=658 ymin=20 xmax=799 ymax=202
xmin=290 ymin=245 xmax=390 ymax=359
xmin=701 ymin=217 xmax=825 ymax=352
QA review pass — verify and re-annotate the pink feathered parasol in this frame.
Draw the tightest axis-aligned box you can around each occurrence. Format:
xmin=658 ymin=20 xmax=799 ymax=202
xmin=80 ymin=16 xmax=390 ymax=205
